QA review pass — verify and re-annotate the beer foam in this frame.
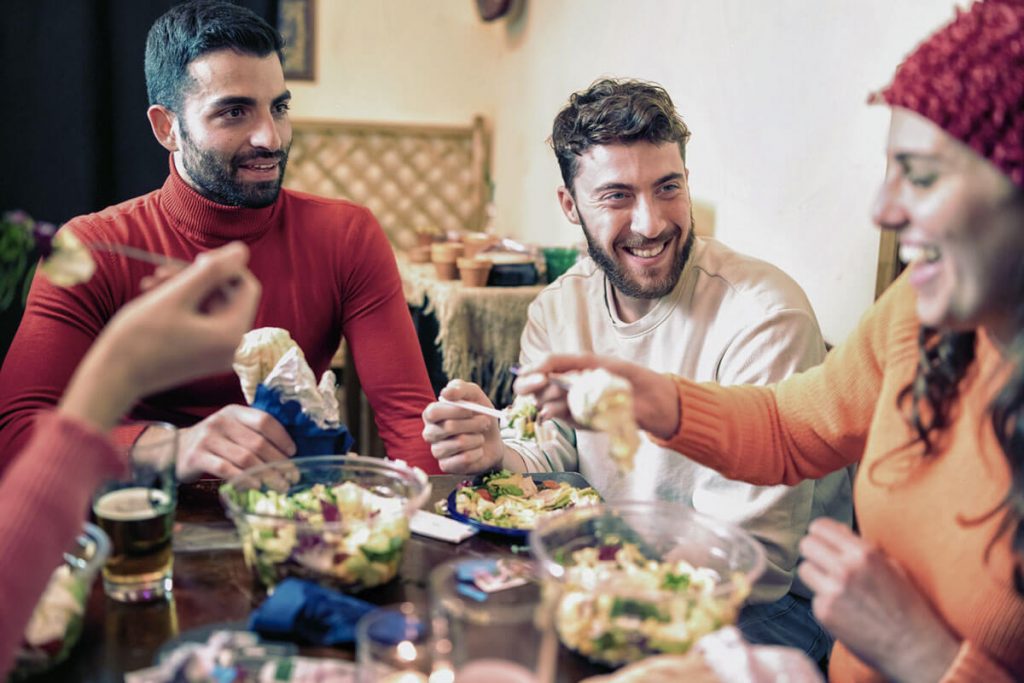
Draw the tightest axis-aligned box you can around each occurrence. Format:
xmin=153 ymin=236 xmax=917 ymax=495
xmin=94 ymin=487 xmax=171 ymax=521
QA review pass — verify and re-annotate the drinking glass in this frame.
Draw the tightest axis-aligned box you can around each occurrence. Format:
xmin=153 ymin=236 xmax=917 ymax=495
xmin=92 ymin=421 xmax=177 ymax=602
xmin=430 ymin=556 xmax=556 ymax=683
xmin=356 ymin=602 xmax=438 ymax=683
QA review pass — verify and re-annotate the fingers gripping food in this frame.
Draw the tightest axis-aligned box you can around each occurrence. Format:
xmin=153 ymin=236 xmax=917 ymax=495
xmin=566 ymin=369 xmax=640 ymax=471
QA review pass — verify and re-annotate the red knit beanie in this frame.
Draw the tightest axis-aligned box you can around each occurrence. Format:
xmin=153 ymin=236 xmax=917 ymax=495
xmin=872 ymin=0 xmax=1024 ymax=188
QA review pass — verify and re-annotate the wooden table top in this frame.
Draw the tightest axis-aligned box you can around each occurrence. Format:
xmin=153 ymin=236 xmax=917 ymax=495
xmin=47 ymin=475 xmax=607 ymax=682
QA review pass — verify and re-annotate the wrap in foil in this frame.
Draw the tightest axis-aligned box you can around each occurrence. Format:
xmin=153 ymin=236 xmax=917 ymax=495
xmin=233 ymin=328 xmax=300 ymax=405
xmin=233 ymin=329 xmax=353 ymax=456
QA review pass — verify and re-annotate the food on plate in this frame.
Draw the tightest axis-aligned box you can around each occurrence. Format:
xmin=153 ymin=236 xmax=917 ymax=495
xmin=566 ymin=368 xmax=640 ymax=471
xmin=554 ymin=542 xmax=748 ymax=666
xmin=222 ymin=480 xmax=410 ymax=590
xmin=506 ymin=393 xmax=539 ymax=440
xmin=454 ymin=470 xmax=600 ymax=529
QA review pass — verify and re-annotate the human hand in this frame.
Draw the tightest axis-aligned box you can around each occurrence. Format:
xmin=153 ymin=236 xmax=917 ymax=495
xmin=175 ymin=405 xmax=297 ymax=482
xmin=515 ymin=353 xmax=680 ymax=440
xmin=109 ymin=242 xmax=259 ymax=395
xmin=60 ymin=242 xmax=260 ymax=430
xmin=139 ymin=261 xmax=186 ymax=293
xmin=421 ymin=380 xmax=509 ymax=474
xmin=798 ymin=518 xmax=959 ymax=682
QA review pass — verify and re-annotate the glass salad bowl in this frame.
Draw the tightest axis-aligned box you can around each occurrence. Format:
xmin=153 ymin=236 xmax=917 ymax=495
xmin=12 ymin=522 xmax=111 ymax=678
xmin=529 ymin=501 xmax=765 ymax=667
xmin=220 ymin=455 xmax=430 ymax=593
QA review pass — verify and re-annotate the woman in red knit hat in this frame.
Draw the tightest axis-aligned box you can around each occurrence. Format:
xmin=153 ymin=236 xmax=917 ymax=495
xmin=518 ymin=1 xmax=1024 ymax=681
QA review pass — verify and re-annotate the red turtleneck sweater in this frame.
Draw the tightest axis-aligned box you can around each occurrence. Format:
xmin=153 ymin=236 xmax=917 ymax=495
xmin=0 ymin=159 xmax=440 ymax=474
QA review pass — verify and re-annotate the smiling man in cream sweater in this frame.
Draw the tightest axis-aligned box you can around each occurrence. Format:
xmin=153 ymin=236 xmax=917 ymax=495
xmin=422 ymin=78 xmax=853 ymax=664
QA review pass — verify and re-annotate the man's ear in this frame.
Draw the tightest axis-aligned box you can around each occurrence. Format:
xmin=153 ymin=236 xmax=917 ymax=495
xmin=557 ymin=186 xmax=581 ymax=225
xmin=147 ymin=105 xmax=179 ymax=152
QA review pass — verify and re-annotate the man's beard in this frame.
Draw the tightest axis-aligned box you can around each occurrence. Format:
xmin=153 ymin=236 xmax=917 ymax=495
xmin=179 ymin=122 xmax=289 ymax=208
xmin=582 ymin=216 xmax=695 ymax=300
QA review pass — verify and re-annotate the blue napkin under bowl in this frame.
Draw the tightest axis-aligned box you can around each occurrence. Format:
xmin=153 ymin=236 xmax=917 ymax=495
xmin=249 ymin=578 xmax=376 ymax=645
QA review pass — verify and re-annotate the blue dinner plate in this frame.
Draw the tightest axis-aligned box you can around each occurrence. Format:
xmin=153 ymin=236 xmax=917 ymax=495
xmin=446 ymin=471 xmax=597 ymax=541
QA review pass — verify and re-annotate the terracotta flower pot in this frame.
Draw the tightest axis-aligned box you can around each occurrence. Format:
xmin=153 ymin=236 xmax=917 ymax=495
xmin=457 ymin=257 xmax=492 ymax=287
xmin=431 ymin=242 xmax=463 ymax=264
xmin=408 ymin=245 xmax=432 ymax=263
xmin=462 ymin=232 xmax=495 ymax=259
xmin=434 ymin=261 xmax=459 ymax=281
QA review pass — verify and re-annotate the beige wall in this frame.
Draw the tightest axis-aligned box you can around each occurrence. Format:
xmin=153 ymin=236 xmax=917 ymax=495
xmin=291 ymin=0 xmax=958 ymax=344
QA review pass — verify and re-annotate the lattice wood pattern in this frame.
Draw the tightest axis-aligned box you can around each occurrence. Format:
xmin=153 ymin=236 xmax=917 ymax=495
xmin=284 ymin=117 xmax=491 ymax=249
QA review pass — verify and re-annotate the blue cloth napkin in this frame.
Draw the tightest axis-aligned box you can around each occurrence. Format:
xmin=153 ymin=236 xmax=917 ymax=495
xmin=253 ymin=384 xmax=354 ymax=456
xmin=249 ymin=578 xmax=376 ymax=645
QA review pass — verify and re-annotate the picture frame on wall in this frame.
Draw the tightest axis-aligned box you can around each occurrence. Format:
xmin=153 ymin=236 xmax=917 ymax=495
xmin=279 ymin=0 xmax=316 ymax=81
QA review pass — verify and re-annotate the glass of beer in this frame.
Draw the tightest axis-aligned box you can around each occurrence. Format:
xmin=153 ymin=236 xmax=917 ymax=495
xmin=93 ymin=422 xmax=177 ymax=602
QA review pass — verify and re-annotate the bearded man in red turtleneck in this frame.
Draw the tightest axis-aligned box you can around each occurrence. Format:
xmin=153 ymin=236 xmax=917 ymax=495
xmin=0 ymin=1 xmax=439 ymax=480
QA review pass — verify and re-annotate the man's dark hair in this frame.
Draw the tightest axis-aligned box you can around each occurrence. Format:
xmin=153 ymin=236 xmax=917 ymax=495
xmin=144 ymin=0 xmax=284 ymax=113
xmin=550 ymin=78 xmax=692 ymax=191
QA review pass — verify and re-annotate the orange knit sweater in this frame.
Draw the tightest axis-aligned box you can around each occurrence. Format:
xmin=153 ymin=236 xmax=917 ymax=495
xmin=656 ymin=272 xmax=1024 ymax=682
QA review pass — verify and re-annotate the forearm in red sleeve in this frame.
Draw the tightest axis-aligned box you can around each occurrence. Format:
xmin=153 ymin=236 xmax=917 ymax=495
xmin=339 ymin=216 xmax=439 ymax=474
xmin=0 ymin=278 xmax=112 ymax=473
xmin=0 ymin=412 xmax=124 ymax=677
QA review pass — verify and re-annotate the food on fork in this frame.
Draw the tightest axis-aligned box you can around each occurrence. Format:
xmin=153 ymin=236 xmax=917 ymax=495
xmin=565 ymin=368 xmax=640 ymax=471
xmin=2 ymin=212 xmax=96 ymax=308
xmin=506 ymin=393 xmax=539 ymax=440
xmin=38 ymin=226 xmax=96 ymax=287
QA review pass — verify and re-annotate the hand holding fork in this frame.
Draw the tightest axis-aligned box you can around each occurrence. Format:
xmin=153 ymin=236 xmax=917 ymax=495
xmin=89 ymin=241 xmax=244 ymax=312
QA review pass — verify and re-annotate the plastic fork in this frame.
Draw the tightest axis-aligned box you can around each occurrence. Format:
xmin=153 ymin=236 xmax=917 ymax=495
xmin=508 ymin=364 xmax=572 ymax=391
xmin=438 ymin=396 xmax=509 ymax=426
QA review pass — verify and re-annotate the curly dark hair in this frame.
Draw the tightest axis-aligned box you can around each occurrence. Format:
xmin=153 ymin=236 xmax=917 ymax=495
xmin=144 ymin=0 xmax=283 ymax=113
xmin=991 ymin=341 xmax=1024 ymax=593
xmin=549 ymin=78 xmax=691 ymax=191
xmin=896 ymin=321 xmax=1024 ymax=593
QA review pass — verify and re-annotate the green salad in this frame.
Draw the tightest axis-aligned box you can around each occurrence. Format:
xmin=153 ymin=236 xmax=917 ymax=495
xmin=506 ymin=394 xmax=538 ymax=440
xmin=553 ymin=542 xmax=747 ymax=665
xmin=223 ymin=481 xmax=410 ymax=590
xmin=454 ymin=470 xmax=601 ymax=529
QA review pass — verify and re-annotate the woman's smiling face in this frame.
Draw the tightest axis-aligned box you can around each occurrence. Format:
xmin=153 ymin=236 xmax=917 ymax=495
xmin=872 ymin=108 xmax=1024 ymax=340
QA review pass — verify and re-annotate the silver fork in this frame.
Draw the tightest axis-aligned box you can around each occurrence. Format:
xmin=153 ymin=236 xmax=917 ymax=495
xmin=89 ymin=241 xmax=188 ymax=267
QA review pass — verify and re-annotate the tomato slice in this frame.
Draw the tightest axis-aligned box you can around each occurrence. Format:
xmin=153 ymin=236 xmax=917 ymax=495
xmin=542 ymin=480 xmax=559 ymax=489
xmin=476 ymin=487 xmax=493 ymax=502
